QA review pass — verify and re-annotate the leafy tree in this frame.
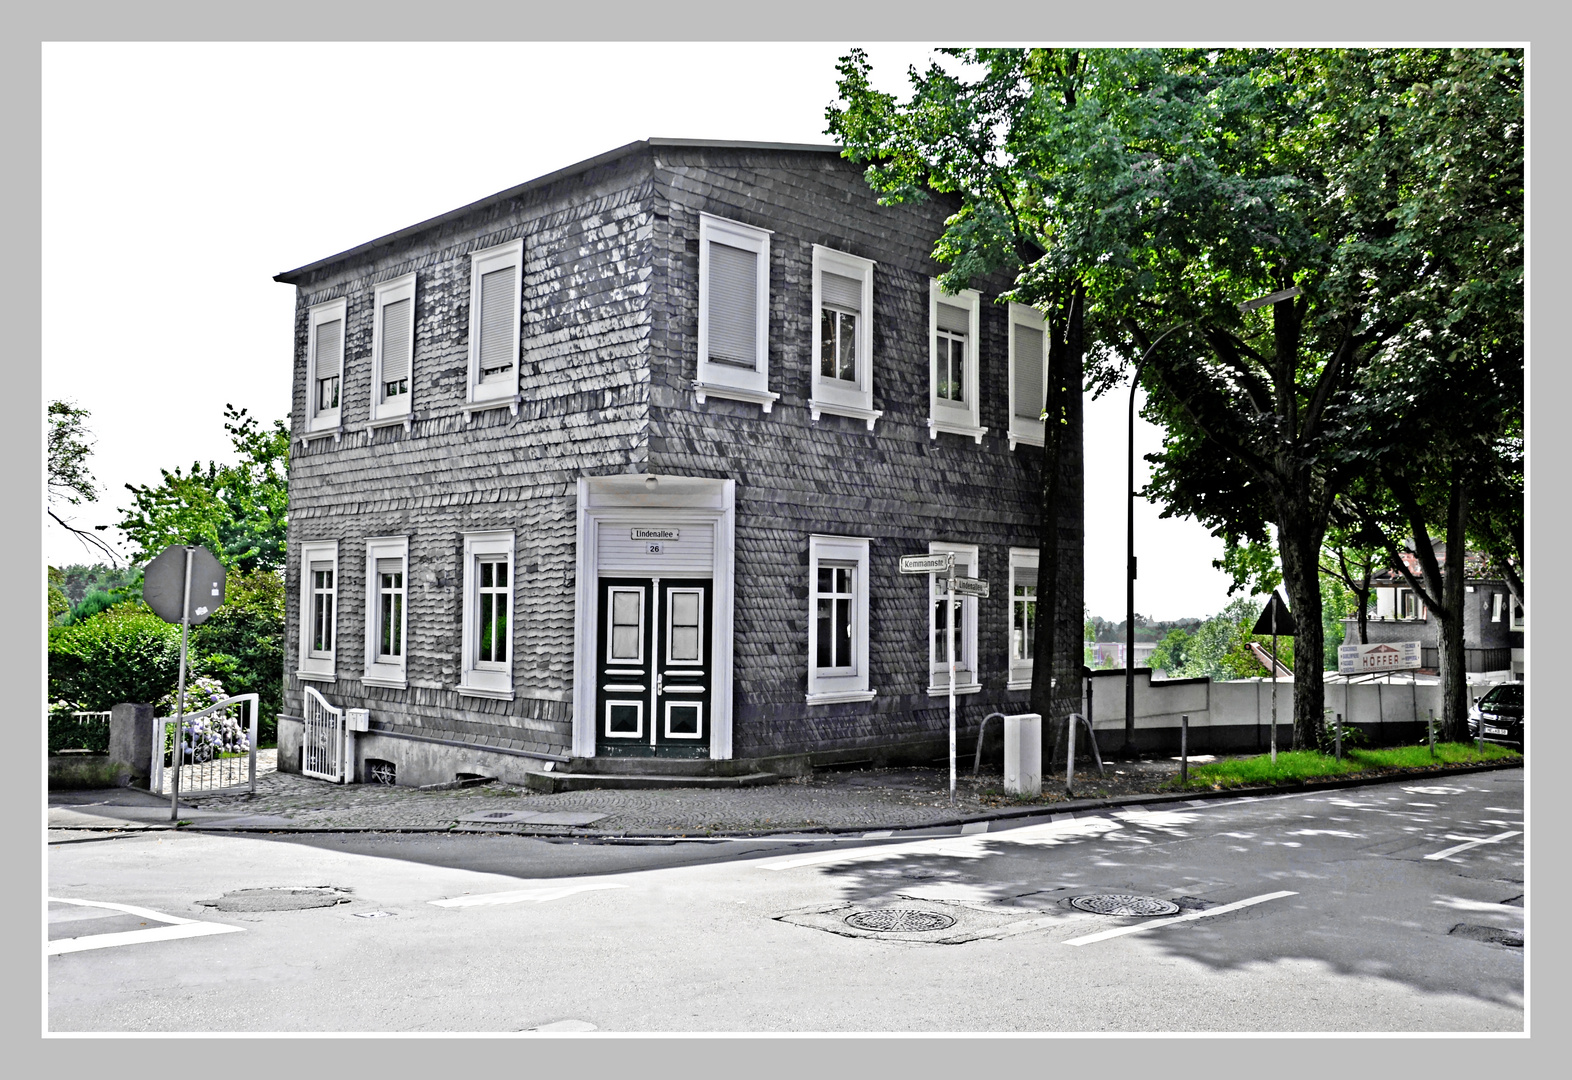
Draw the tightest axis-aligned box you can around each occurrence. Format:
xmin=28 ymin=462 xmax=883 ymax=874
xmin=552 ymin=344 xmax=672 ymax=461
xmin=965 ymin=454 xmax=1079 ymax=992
xmin=55 ymin=563 xmax=139 ymax=606
xmin=832 ymin=47 xmax=1520 ymax=750
xmin=1149 ymin=626 xmax=1192 ymax=675
xmin=1319 ymin=527 xmax=1380 ymax=646
xmin=190 ymin=569 xmax=285 ymax=745
xmin=47 ymin=568 xmax=69 ymax=626
xmin=1174 ymin=597 xmax=1275 ymax=682
xmin=47 ymin=400 xmax=119 ymax=563
xmin=117 ymin=405 xmax=290 ymax=573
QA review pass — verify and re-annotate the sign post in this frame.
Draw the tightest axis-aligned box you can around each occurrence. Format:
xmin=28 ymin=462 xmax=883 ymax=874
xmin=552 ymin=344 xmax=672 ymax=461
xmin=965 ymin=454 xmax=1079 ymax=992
xmin=143 ymin=545 xmax=226 ymax=822
xmin=901 ymin=552 xmax=978 ymax=806
xmin=1252 ymin=592 xmax=1297 ymax=763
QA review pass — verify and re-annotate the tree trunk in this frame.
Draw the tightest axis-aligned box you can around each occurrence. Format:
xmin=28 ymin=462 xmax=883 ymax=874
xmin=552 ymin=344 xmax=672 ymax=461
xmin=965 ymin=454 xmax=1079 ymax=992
xmin=1030 ymin=285 xmax=1084 ymax=762
xmin=1276 ymin=503 xmax=1327 ymax=750
xmin=1436 ymin=480 xmax=1471 ymax=741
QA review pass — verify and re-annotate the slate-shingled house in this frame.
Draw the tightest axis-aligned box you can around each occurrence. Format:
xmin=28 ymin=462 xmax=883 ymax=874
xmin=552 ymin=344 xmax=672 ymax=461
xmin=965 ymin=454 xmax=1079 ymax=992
xmin=274 ymin=139 xmax=1057 ymax=786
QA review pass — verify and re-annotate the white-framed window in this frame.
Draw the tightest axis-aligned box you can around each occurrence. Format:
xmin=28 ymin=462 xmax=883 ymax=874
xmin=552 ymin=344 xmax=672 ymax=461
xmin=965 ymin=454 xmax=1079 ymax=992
xmin=296 ymin=540 xmax=338 ymax=681
xmin=929 ymin=281 xmax=985 ymax=443
xmin=466 ymin=240 xmax=524 ymax=412
xmin=806 ymin=535 xmax=875 ymax=705
xmin=808 ymin=246 xmax=881 ymax=430
xmin=363 ymin=536 xmax=409 ymax=688
xmin=305 ymin=298 xmax=347 ymax=434
xmin=1008 ymin=547 xmax=1039 ymax=690
xmin=1490 ymin=591 xmax=1504 ymax=623
xmin=694 ymin=213 xmax=777 ymax=412
xmin=1398 ymin=587 xmax=1424 ymax=620
xmin=1510 ymin=598 xmax=1524 ymax=631
xmin=1007 ymin=302 xmax=1048 ymax=450
xmin=370 ymin=273 xmax=416 ymax=425
xmin=459 ymin=531 xmax=515 ymax=699
xmin=928 ymin=541 xmax=980 ymax=695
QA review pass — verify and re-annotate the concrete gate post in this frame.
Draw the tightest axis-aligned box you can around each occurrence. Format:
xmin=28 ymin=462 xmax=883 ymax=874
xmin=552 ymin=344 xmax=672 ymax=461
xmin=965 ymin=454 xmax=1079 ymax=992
xmin=109 ymin=703 xmax=156 ymax=789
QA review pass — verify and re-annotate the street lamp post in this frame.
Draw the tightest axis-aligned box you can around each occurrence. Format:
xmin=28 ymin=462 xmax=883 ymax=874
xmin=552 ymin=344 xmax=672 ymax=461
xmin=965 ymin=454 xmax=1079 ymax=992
xmin=1122 ymin=286 xmax=1298 ymax=758
xmin=1124 ymin=322 xmax=1189 ymax=758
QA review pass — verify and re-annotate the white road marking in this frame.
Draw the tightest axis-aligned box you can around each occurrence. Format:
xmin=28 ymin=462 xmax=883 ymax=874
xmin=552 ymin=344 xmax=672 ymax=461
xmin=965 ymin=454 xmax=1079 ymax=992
xmin=429 ymin=882 xmax=628 ymax=908
xmin=1423 ymin=831 xmax=1521 ymax=861
xmin=960 ymin=822 xmax=989 ymax=835
xmin=47 ymin=897 xmax=243 ymax=955
xmin=754 ymin=816 xmax=1125 ymax=871
xmin=1062 ymin=891 xmax=1297 ymax=947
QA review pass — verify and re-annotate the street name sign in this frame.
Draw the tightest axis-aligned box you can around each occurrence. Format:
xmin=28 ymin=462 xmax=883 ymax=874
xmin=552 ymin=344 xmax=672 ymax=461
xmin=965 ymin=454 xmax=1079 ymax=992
xmin=899 ymin=554 xmax=952 ymax=575
xmin=1338 ymin=641 xmax=1421 ymax=675
xmin=631 ymin=528 xmax=679 ymax=541
xmin=951 ymin=576 xmax=989 ymax=599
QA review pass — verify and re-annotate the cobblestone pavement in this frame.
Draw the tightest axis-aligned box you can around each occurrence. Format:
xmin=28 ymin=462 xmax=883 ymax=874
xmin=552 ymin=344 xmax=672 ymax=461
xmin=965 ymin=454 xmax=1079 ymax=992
xmin=181 ymin=759 xmax=1185 ymax=835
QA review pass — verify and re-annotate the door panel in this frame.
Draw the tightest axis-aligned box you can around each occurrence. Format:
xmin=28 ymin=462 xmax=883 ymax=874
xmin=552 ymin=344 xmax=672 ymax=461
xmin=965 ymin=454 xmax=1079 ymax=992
xmin=595 ymin=577 xmax=712 ymax=758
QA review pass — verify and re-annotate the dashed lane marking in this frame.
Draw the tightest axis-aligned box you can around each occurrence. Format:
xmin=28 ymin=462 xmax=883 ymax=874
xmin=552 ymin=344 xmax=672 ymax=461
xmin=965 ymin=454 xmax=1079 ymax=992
xmin=48 ymin=897 xmax=243 ymax=955
xmin=429 ymin=882 xmax=628 ymax=908
xmin=1062 ymin=890 xmax=1297 ymax=947
xmin=1423 ymin=830 xmax=1522 ymax=861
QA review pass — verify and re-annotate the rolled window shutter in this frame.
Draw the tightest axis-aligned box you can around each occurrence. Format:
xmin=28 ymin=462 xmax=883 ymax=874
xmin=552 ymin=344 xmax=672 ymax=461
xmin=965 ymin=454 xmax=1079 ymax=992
xmin=1014 ymin=324 xmax=1045 ymax=419
xmin=376 ymin=558 xmax=403 ymax=576
xmin=380 ymin=298 xmax=412 ymax=384
xmin=1014 ymin=568 xmax=1038 ymax=591
xmin=707 ymin=241 xmax=757 ymax=367
xmin=315 ymin=319 xmax=343 ymax=377
xmin=820 ymin=272 xmax=861 ymax=312
xmin=478 ymin=265 xmax=517 ymax=377
xmin=936 ymin=303 xmax=970 ymax=334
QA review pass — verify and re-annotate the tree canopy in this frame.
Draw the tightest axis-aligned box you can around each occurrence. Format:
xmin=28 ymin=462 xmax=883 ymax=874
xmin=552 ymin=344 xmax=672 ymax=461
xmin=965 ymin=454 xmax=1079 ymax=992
xmin=116 ymin=405 xmax=290 ymax=574
xmin=830 ymin=47 xmax=1522 ymax=747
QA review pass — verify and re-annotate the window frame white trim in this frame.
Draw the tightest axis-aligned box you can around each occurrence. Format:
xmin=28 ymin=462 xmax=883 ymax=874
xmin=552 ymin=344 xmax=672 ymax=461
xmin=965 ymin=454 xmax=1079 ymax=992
xmin=928 ymin=281 xmax=986 ymax=444
xmin=466 ymin=239 xmax=524 ymax=414
xmin=694 ymin=213 xmax=778 ymax=412
xmin=296 ymin=540 xmax=339 ymax=682
xmin=1510 ymin=598 xmax=1524 ymax=631
xmin=458 ymin=530 xmax=516 ymax=700
xmin=1007 ymin=302 xmax=1049 ymax=450
xmin=928 ymin=541 xmax=981 ymax=696
xmin=362 ymin=535 xmax=409 ymax=689
xmin=305 ymin=298 xmax=347 ymax=436
xmin=1007 ymin=547 xmax=1039 ymax=690
xmin=369 ymin=273 xmax=416 ymax=427
xmin=806 ymin=535 xmax=876 ymax=705
xmin=809 ymin=246 xmax=882 ymax=431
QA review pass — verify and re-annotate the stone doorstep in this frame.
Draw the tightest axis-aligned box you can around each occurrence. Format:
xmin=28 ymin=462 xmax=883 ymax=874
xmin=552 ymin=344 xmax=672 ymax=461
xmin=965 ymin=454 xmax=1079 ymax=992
xmin=522 ymin=770 xmax=781 ymax=794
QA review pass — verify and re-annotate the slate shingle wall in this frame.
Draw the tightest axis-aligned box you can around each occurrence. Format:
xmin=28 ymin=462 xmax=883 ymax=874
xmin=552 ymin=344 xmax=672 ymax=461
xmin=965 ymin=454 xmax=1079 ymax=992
xmin=282 ymin=153 xmax=657 ymax=756
xmin=645 ymin=147 xmax=1047 ymax=758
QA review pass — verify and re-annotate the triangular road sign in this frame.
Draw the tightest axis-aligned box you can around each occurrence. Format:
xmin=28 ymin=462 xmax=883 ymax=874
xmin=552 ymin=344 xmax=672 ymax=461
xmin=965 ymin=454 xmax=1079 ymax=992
xmin=1251 ymin=590 xmax=1297 ymax=636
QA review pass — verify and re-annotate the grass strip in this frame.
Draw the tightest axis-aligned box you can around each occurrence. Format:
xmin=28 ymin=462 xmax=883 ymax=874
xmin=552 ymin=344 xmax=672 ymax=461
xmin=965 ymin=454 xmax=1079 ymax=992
xmin=1168 ymin=742 xmax=1521 ymax=791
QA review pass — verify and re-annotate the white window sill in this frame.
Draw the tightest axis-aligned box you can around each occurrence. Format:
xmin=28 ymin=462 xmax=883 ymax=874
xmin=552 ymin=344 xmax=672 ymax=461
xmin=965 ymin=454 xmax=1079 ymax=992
xmin=365 ymin=414 xmax=414 ymax=433
xmin=457 ymin=684 xmax=515 ymax=701
xmin=1007 ymin=428 xmax=1044 ymax=450
xmin=1006 ymin=678 xmax=1032 ymax=691
xmin=928 ymin=418 xmax=987 ymax=444
xmin=805 ymin=688 xmax=878 ymax=706
xmin=296 ymin=427 xmax=344 ymax=448
xmin=463 ymin=394 xmax=522 ymax=421
xmin=808 ymin=399 xmax=883 ymax=431
xmin=295 ymin=670 xmax=337 ymax=683
xmin=361 ymin=675 xmax=407 ymax=690
xmin=693 ymin=381 xmax=780 ymax=413
xmin=927 ymin=682 xmax=982 ymax=697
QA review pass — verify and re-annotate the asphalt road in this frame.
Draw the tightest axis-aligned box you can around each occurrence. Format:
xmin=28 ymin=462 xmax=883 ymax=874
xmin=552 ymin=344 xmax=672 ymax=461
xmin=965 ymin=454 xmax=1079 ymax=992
xmin=47 ymin=770 xmax=1525 ymax=1033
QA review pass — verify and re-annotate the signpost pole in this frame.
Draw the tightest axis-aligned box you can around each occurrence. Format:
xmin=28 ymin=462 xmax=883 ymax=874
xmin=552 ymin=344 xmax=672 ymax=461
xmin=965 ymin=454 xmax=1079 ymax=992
xmin=1269 ymin=606 xmax=1278 ymax=765
xmin=169 ymin=547 xmax=193 ymax=823
xmin=947 ymin=555 xmax=957 ymax=808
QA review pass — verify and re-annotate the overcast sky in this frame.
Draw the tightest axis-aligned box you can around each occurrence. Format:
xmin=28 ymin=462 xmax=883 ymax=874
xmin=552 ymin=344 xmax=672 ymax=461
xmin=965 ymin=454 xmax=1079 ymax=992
xmin=42 ymin=41 xmax=1247 ymax=622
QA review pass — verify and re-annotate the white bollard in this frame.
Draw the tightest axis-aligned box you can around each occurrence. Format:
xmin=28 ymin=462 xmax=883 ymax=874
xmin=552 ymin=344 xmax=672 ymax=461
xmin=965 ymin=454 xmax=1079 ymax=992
xmin=1003 ymin=713 xmax=1042 ymax=797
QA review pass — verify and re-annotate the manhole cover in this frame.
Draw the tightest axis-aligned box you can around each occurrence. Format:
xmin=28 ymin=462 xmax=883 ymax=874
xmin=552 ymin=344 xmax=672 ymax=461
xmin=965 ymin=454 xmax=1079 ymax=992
xmin=199 ymin=887 xmax=349 ymax=912
xmin=844 ymin=908 xmax=957 ymax=932
xmin=1070 ymin=894 xmax=1181 ymax=917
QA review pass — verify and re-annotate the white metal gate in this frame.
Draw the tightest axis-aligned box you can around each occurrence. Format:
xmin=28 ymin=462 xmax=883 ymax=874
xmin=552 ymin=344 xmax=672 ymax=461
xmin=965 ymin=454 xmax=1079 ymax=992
xmin=151 ymin=693 xmax=261 ymax=796
xmin=302 ymin=686 xmax=348 ymax=783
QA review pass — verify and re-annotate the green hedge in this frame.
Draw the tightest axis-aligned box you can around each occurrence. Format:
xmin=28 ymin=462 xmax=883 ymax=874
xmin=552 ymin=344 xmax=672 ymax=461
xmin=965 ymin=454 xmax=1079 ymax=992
xmin=48 ymin=603 xmax=182 ymax=711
